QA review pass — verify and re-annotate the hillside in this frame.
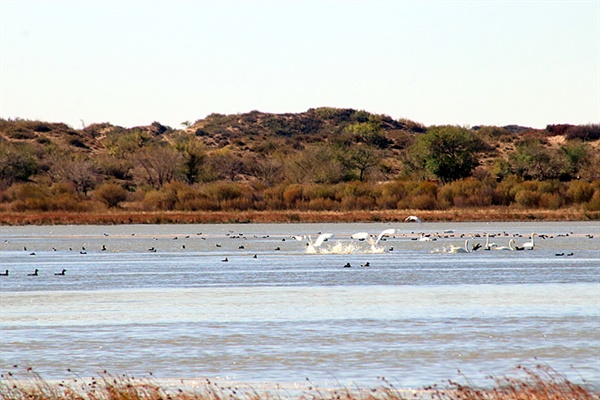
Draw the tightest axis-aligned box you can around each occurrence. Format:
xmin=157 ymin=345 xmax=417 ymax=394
xmin=1 ymin=108 xmax=599 ymax=220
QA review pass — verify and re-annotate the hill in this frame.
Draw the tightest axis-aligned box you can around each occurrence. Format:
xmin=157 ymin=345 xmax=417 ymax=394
xmin=1 ymin=108 xmax=599 ymax=220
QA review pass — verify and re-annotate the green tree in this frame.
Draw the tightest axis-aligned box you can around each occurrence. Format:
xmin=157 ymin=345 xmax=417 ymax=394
xmin=411 ymin=126 xmax=485 ymax=183
xmin=508 ymin=139 xmax=567 ymax=180
xmin=173 ymin=134 xmax=206 ymax=184
xmin=561 ymin=141 xmax=590 ymax=179
xmin=0 ymin=142 xmax=38 ymax=187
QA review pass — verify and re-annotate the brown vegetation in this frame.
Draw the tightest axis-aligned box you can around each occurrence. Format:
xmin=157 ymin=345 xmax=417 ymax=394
xmin=0 ymin=207 xmax=597 ymax=226
xmin=1 ymin=111 xmax=599 ymax=224
xmin=1 ymin=365 xmax=597 ymax=400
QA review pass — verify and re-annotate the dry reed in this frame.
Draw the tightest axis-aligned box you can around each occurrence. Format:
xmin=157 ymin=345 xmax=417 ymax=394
xmin=1 ymin=365 xmax=597 ymax=400
xmin=0 ymin=207 xmax=598 ymax=225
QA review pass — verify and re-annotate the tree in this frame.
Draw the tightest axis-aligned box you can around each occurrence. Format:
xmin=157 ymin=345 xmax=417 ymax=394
xmin=172 ymin=134 xmax=206 ymax=184
xmin=284 ymin=144 xmax=346 ymax=184
xmin=346 ymin=145 xmax=383 ymax=182
xmin=0 ymin=142 xmax=38 ymax=187
xmin=411 ymin=126 xmax=485 ymax=183
xmin=94 ymin=183 xmax=128 ymax=208
xmin=135 ymin=145 xmax=183 ymax=188
xmin=561 ymin=141 xmax=591 ymax=179
xmin=508 ymin=139 xmax=567 ymax=181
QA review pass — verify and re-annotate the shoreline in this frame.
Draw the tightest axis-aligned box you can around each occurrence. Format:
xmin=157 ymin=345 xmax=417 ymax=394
xmin=0 ymin=207 xmax=598 ymax=225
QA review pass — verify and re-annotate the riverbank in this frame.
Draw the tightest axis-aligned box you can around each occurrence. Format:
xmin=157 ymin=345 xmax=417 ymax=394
xmin=0 ymin=207 xmax=598 ymax=225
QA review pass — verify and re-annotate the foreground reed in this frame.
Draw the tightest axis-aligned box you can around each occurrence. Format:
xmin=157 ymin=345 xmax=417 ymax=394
xmin=1 ymin=365 xmax=597 ymax=400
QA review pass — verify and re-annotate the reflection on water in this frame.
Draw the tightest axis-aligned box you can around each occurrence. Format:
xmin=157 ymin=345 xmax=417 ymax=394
xmin=1 ymin=221 xmax=599 ymax=389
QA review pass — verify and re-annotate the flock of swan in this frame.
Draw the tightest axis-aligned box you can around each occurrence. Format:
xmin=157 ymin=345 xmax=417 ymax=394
xmin=297 ymin=215 xmax=549 ymax=255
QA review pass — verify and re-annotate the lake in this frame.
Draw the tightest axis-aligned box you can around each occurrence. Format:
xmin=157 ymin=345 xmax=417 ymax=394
xmin=1 ymin=221 xmax=599 ymax=390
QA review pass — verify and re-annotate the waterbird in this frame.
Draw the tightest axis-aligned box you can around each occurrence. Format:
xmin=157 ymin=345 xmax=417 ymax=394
xmin=27 ymin=269 xmax=39 ymax=276
xmin=54 ymin=269 xmax=66 ymax=276
xmin=361 ymin=262 xmax=370 ymax=267
xmin=521 ymin=233 xmax=537 ymax=250
xmin=343 ymin=262 xmax=352 ymax=268
xmin=222 ymin=257 xmax=229 ymax=262
xmin=493 ymin=239 xmax=516 ymax=251
xmin=447 ymin=239 xmax=470 ymax=253
xmin=404 ymin=215 xmax=423 ymax=224
xmin=555 ymin=253 xmax=564 ymax=257
xmin=0 ymin=270 xmax=8 ymax=276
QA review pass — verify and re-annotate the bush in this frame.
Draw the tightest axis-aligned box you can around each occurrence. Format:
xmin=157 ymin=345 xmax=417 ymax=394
xmin=586 ymin=190 xmax=600 ymax=211
xmin=515 ymin=190 xmax=541 ymax=208
xmin=567 ymin=181 xmax=595 ymax=204
xmin=94 ymin=183 xmax=128 ymax=208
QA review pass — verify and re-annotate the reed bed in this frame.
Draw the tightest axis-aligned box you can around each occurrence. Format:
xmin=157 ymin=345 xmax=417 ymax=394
xmin=0 ymin=207 xmax=598 ymax=225
xmin=1 ymin=365 xmax=597 ymax=400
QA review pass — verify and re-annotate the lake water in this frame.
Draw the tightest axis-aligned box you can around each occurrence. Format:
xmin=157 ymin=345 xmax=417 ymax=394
xmin=1 ymin=221 xmax=599 ymax=390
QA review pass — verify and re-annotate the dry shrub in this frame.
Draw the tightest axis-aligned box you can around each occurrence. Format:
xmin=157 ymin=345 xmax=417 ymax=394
xmin=143 ymin=190 xmax=176 ymax=211
xmin=283 ymin=184 xmax=304 ymax=206
xmin=539 ymin=193 xmax=563 ymax=209
xmin=586 ymin=190 xmax=600 ymax=211
xmin=514 ymin=190 xmax=541 ymax=208
xmin=567 ymin=180 xmax=595 ymax=204
xmin=308 ymin=197 xmax=339 ymax=211
xmin=341 ymin=195 xmax=376 ymax=211
xmin=94 ymin=183 xmax=128 ymax=208
xmin=303 ymin=184 xmax=341 ymax=202
xmin=438 ymin=179 xmax=494 ymax=208
xmin=403 ymin=194 xmax=438 ymax=210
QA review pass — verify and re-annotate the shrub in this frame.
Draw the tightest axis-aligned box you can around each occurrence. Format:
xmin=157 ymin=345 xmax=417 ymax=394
xmin=567 ymin=181 xmax=595 ymax=204
xmin=539 ymin=193 xmax=563 ymax=209
xmin=94 ymin=183 xmax=128 ymax=208
xmin=515 ymin=190 xmax=541 ymax=208
xmin=283 ymin=184 xmax=304 ymax=206
xmin=586 ymin=190 xmax=600 ymax=211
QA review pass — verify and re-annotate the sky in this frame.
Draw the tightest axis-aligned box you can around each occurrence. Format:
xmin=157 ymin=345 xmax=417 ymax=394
xmin=1 ymin=0 xmax=598 ymax=129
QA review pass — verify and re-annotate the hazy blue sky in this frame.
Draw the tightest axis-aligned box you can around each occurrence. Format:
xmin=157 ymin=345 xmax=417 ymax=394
xmin=1 ymin=0 xmax=598 ymax=129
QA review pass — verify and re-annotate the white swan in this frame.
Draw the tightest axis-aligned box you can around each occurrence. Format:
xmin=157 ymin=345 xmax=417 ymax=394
xmin=404 ymin=215 xmax=423 ymax=224
xmin=351 ymin=232 xmax=370 ymax=241
xmin=483 ymin=233 xmax=497 ymax=250
xmin=493 ymin=239 xmax=515 ymax=251
xmin=367 ymin=228 xmax=396 ymax=253
xmin=306 ymin=233 xmax=334 ymax=253
xmin=447 ymin=239 xmax=470 ymax=253
xmin=417 ymin=233 xmax=432 ymax=241
xmin=522 ymin=233 xmax=536 ymax=250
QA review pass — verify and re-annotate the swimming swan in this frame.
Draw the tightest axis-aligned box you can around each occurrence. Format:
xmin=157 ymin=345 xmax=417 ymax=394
xmin=447 ymin=239 xmax=470 ymax=253
xmin=522 ymin=233 xmax=537 ymax=250
xmin=493 ymin=239 xmax=516 ymax=251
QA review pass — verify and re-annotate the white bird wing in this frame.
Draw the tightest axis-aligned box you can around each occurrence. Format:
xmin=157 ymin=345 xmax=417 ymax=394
xmin=313 ymin=233 xmax=334 ymax=247
xmin=351 ymin=232 xmax=370 ymax=240
xmin=404 ymin=215 xmax=422 ymax=224
xmin=375 ymin=228 xmax=396 ymax=244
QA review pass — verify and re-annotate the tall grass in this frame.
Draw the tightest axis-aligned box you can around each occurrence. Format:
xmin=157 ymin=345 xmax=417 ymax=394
xmin=1 ymin=365 xmax=597 ymax=400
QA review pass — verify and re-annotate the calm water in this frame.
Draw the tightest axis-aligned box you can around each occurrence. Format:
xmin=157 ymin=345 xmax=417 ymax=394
xmin=1 ymin=221 xmax=599 ymax=389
